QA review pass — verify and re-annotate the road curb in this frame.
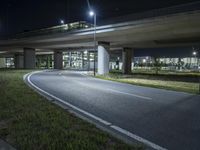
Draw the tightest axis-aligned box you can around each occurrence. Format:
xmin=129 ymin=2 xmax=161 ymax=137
xmin=0 ymin=139 xmax=16 ymax=150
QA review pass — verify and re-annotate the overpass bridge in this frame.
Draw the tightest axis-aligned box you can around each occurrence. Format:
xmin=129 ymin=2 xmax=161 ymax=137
xmin=0 ymin=2 xmax=200 ymax=74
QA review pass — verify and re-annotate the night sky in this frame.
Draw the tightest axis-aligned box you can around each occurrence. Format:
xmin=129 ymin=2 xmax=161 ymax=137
xmin=0 ymin=0 xmax=199 ymax=38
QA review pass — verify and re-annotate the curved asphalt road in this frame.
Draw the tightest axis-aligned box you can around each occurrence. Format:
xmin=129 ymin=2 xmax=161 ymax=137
xmin=27 ymin=70 xmax=200 ymax=150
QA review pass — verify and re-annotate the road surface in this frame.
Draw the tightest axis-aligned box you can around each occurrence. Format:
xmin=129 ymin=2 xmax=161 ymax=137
xmin=26 ymin=70 xmax=200 ymax=150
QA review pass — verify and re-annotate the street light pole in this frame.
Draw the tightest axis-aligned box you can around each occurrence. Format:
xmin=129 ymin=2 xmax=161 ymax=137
xmin=89 ymin=11 xmax=97 ymax=76
xmin=193 ymin=49 xmax=200 ymax=93
xmin=193 ymin=51 xmax=197 ymax=66
xmin=93 ymin=13 xmax=96 ymax=76
xmin=60 ymin=19 xmax=64 ymax=33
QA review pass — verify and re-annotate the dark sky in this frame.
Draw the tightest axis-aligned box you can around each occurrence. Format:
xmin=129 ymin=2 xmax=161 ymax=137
xmin=0 ymin=0 xmax=199 ymax=37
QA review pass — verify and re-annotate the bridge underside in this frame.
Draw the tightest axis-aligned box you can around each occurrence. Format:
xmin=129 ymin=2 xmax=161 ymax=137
xmin=0 ymin=10 xmax=200 ymax=74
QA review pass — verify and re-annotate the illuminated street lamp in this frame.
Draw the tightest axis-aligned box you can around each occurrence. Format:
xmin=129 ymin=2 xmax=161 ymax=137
xmin=193 ymin=51 xmax=197 ymax=56
xmin=89 ymin=10 xmax=97 ymax=76
xmin=192 ymin=49 xmax=200 ymax=93
xmin=143 ymin=59 xmax=147 ymax=69
xmin=193 ymin=51 xmax=198 ymax=67
xmin=89 ymin=11 xmax=95 ymax=16
xmin=60 ymin=19 xmax=65 ymax=25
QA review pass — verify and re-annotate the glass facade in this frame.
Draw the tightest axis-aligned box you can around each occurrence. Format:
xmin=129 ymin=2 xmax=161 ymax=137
xmin=1 ymin=51 xmax=199 ymax=72
xmin=5 ymin=58 xmax=14 ymax=68
xmin=63 ymin=51 xmax=97 ymax=70
xmin=32 ymin=51 xmax=97 ymax=70
xmin=36 ymin=55 xmax=53 ymax=69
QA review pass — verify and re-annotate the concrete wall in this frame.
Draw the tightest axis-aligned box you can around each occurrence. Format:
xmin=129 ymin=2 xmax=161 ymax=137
xmin=14 ymin=55 xmax=24 ymax=69
xmin=54 ymin=51 xmax=63 ymax=69
xmin=122 ymin=48 xmax=133 ymax=74
xmin=24 ymin=48 xmax=36 ymax=69
xmin=98 ymin=42 xmax=110 ymax=75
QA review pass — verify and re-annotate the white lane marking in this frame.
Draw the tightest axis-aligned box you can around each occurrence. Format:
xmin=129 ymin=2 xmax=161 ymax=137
xmin=26 ymin=72 xmax=111 ymax=126
xmin=108 ymin=89 xmax=152 ymax=100
xmin=25 ymin=71 xmax=167 ymax=150
xmin=111 ymin=125 xmax=167 ymax=150
xmin=60 ymin=73 xmax=152 ymax=100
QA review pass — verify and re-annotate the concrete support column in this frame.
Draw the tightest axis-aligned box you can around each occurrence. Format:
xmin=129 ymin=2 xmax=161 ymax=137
xmin=87 ymin=51 xmax=90 ymax=71
xmin=98 ymin=42 xmax=110 ymax=75
xmin=0 ymin=58 xmax=6 ymax=68
xmin=122 ymin=47 xmax=133 ymax=74
xmin=54 ymin=51 xmax=63 ymax=69
xmin=24 ymin=48 xmax=36 ymax=69
xmin=69 ymin=52 xmax=72 ymax=67
xmin=178 ymin=57 xmax=182 ymax=70
xmin=14 ymin=54 xmax=24 ymax=69
xmin=82 ymin=51 xmax=84 ymax=70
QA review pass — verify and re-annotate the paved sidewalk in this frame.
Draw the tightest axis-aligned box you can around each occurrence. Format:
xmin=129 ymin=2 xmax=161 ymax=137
xmin=0 ymin=140 xmax=15 ymax=150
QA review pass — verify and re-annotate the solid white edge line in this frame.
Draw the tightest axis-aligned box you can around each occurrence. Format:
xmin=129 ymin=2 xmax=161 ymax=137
xmin=26 ymin=71 xmax=111 ymax=126
xmin=25 ymin=71 xmax=168 ymax=150
xmin=111 ymin=125 xmax=167 ymax=150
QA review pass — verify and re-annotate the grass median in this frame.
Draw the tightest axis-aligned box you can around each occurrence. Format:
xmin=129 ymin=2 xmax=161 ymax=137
xmin=96 ymin=73 xmax=199 ymax=94
xmin=0 ymin=70 xmax=143 ymax=150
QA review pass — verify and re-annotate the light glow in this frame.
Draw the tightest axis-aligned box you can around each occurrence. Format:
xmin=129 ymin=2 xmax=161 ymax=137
xmin=193 ymin=51 xmax=197 ymax=56
xmin=89 ymin=11 xmax=95 ymax=16
xmin=60 ymin=20 xmax=64 ymax=24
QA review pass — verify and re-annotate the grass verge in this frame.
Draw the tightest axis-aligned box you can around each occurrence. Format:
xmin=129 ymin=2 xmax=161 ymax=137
xmin=0 ymin=70 xmax=143 ymax=150
xmin=96 ymin=73 xmax=199 ymax=94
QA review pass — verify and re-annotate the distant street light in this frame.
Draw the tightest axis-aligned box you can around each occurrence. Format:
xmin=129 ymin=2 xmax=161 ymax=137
xmin=60 ymin=19 xmax=65 ymax=25
xmin=193 ymin=51 xmax=198 ymax=67
xmin=193 ymin=51 xmax=197 ymax=56
xmin=89 ymin=10 xmax=97 ymax=76
xmin=89 ymin=11 xmax=95 ymax=16
xmin=59 ymin=19 xmax=65 ymax=33
xmin=192 ymin=49 xmax=200 ymax=93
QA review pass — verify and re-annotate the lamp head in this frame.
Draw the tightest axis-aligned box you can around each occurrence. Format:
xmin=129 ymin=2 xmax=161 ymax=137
xmin=89 ymin=11 xmax=95 ymax=16
xmin=193 ymin=51 xmax=197 ymax=56
xmin=60 ymin=20 xmax=64 ymax=24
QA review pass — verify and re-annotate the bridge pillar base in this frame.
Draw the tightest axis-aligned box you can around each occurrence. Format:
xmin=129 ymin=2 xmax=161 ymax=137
xmin=24 ymin=48 xmax=36 ymax=69
xmin=14 ymin=54 xmax=24 ymax=69
xmin=54 ymin=51 xmax=63 ymax=69
xmin=98 ymin=42 xmax=110 ymax=75
xmin=122 ymin=48 xmax=133 ymax=74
